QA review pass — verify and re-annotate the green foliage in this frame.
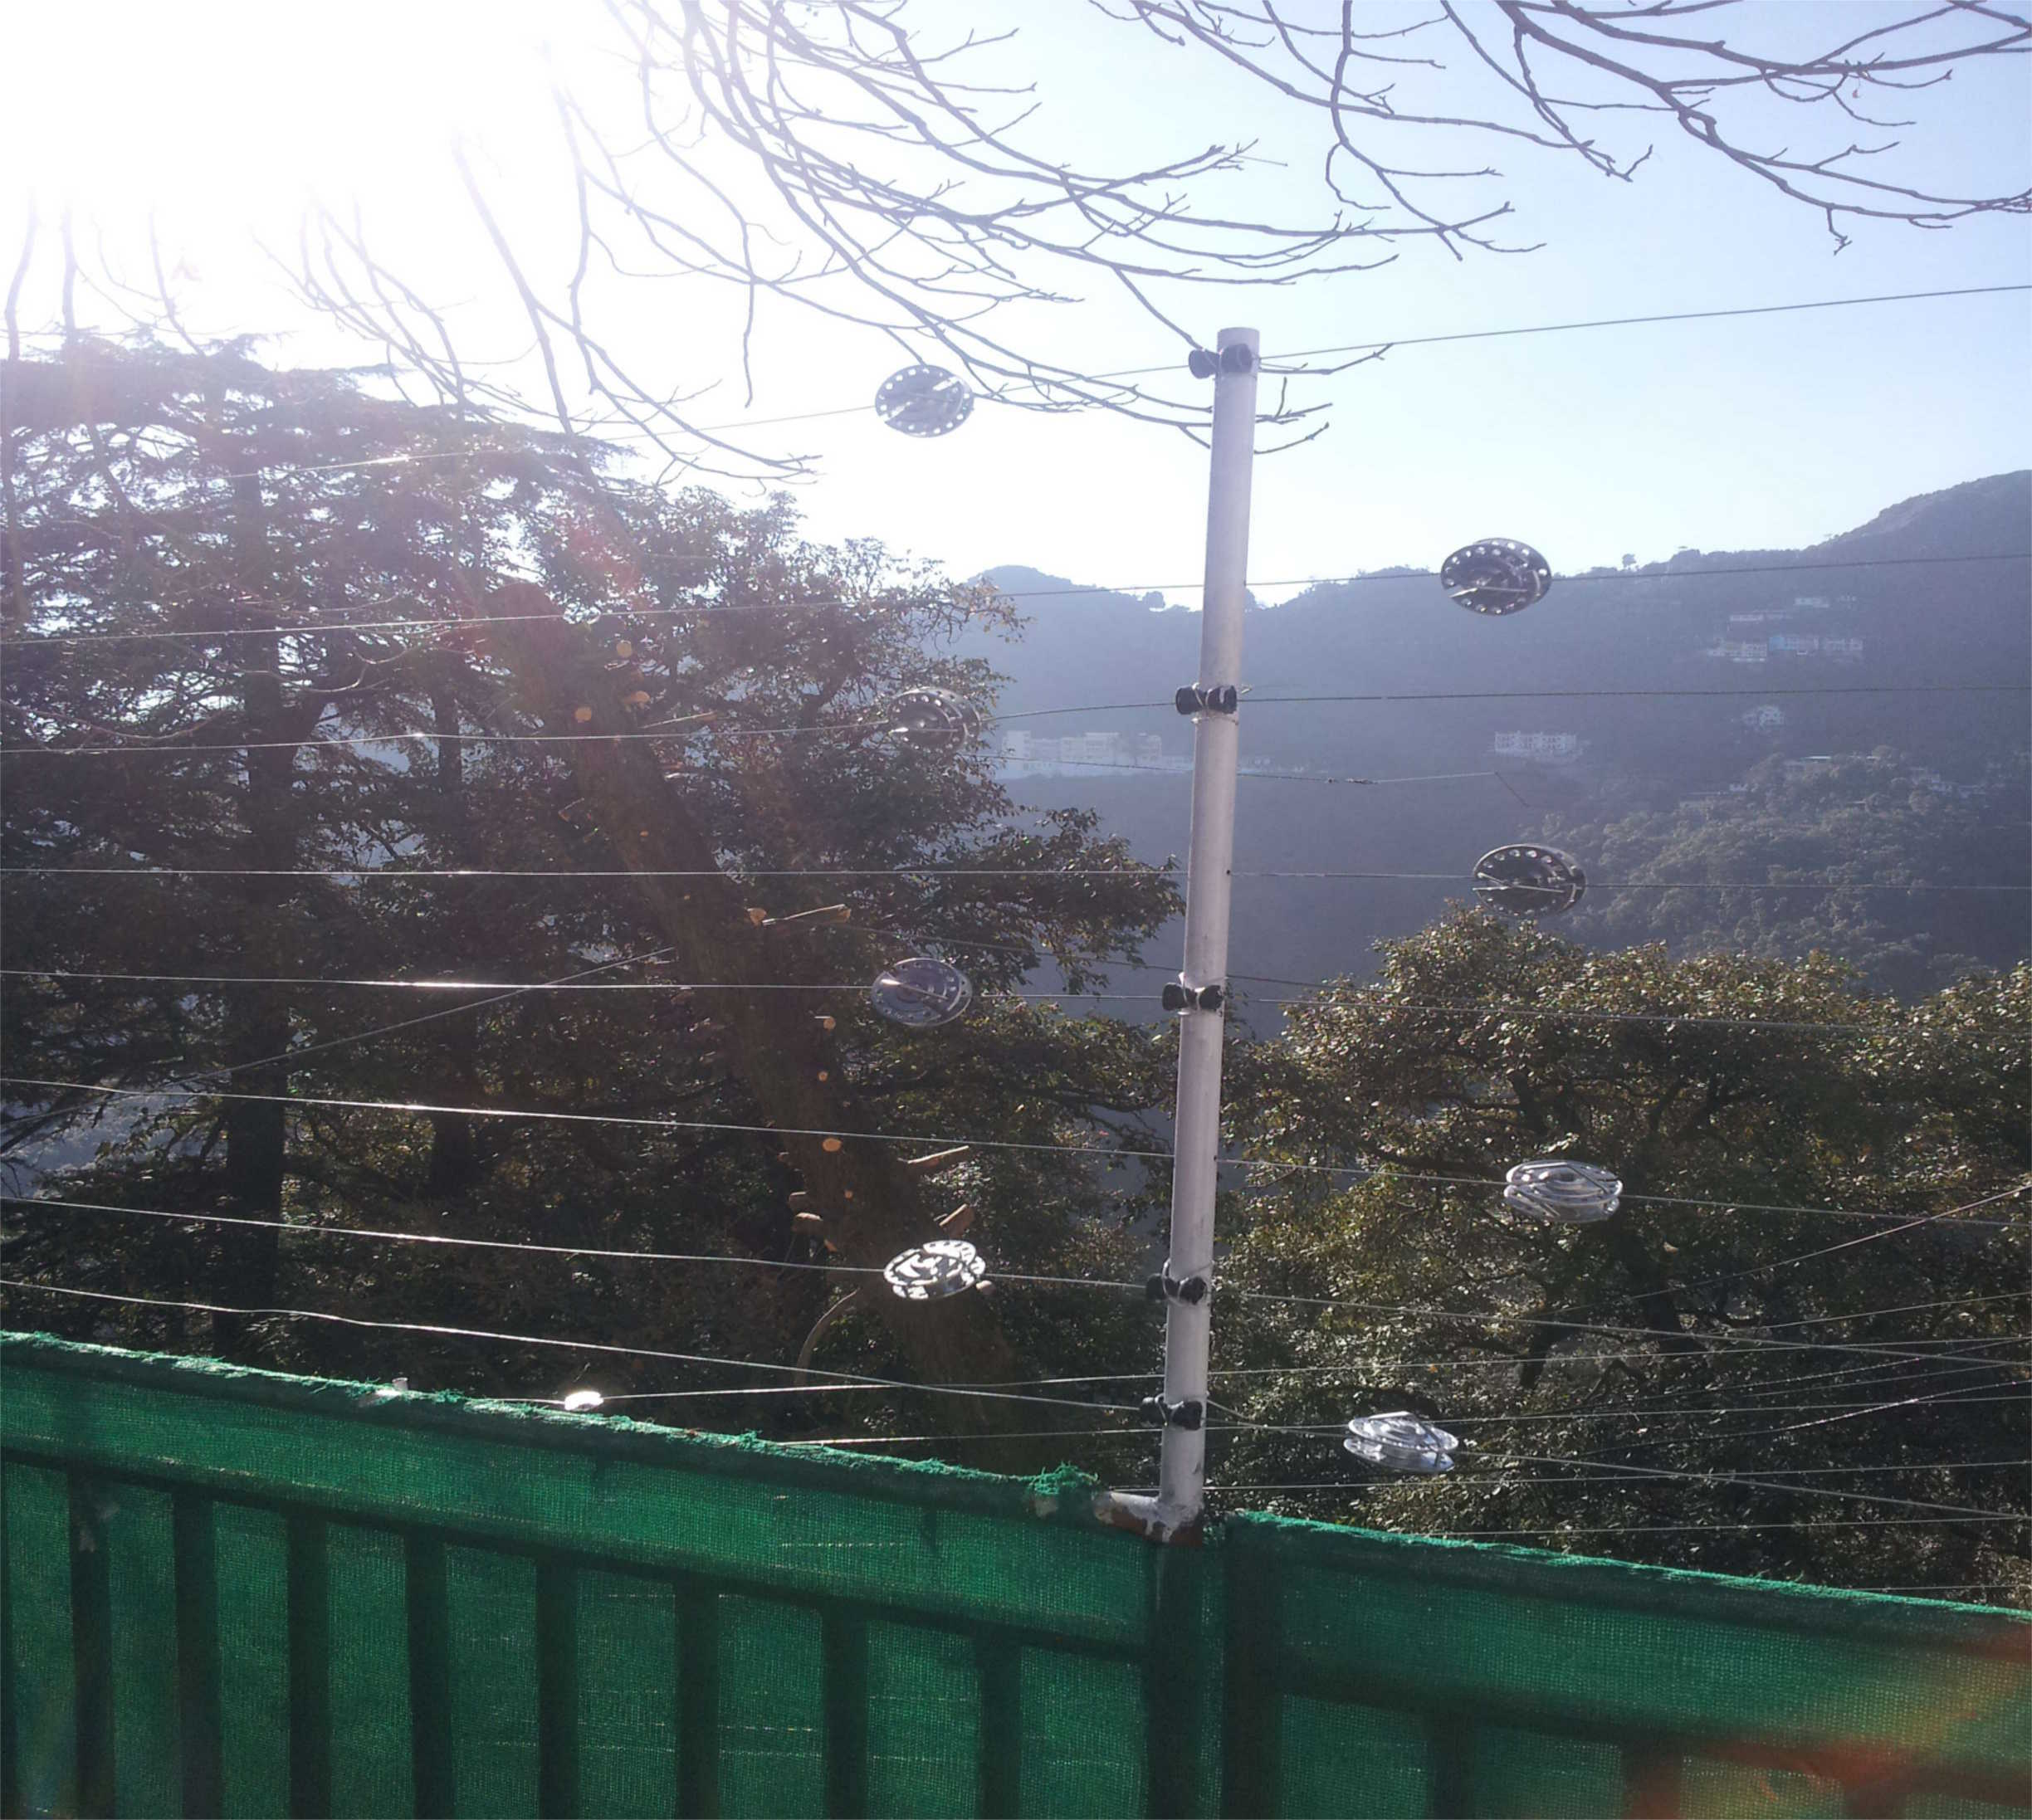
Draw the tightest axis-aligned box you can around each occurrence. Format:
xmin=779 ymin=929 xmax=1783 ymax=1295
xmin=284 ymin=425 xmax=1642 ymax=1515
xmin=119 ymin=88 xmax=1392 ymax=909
xmin=2 ymin=339 xmax=1177 ymax=1449
xmin=1215 ymin=910 xmax=2030 ymax=1602
xmin=1548 ymin=750 xmax=2032 ymax=994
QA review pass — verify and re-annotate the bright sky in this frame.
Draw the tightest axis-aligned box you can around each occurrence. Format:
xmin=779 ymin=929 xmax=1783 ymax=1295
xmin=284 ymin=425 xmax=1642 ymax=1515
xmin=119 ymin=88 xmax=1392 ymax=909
xmin=5 ymin=1 xmax=2028 ymax=597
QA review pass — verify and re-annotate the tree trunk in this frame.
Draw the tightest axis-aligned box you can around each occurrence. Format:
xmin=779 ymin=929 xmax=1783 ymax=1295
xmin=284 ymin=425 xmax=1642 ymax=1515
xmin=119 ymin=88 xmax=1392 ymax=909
xmin=214 ymin=475 xmax=291 ymax=1362
xmin=424 ymin=681 xmax=483 ymax=1196
xmin=471 ymin=584 xmax=1045 ymax=1469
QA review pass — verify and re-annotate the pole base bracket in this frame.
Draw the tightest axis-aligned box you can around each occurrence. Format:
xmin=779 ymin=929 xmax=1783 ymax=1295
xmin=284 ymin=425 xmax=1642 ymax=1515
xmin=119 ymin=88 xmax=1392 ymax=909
xmin=1092 ymin=1490 xmax=1207 ymax=1544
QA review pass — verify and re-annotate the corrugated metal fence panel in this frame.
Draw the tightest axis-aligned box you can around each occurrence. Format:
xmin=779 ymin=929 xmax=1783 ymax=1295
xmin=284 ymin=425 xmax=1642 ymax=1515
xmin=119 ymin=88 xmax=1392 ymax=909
xmin=2 ymin=1334 xmax=2025 ymax=1819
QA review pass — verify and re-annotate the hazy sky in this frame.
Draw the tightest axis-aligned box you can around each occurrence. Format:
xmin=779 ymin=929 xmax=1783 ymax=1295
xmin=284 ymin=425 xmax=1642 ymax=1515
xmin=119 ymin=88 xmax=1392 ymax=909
xmin=6 ymin=2 xmax=2028 ymax=598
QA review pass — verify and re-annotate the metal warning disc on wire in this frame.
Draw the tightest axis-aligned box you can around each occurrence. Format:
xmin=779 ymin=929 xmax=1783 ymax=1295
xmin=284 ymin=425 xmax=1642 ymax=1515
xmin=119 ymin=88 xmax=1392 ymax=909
xmin=1502 ymin=1159 xmax=1624 ymax=1224
xmin=1439 ymin=539 xmax=1551 ymax=615
xmin=1472 ymin=843 xmax=1587 ymax=916
xmin=875 ymin=364 xmax=974 ymax=437
xmin=871 ymin=957 xmax=974 ymax=1029
xmin=560 ymin=1388 xmax=605 ymax=1412
xmin=1344 ymin=1412 xmax=1458 ymax=1474
xmin=884 ymin=1238 xmax=988 ymax=1300
xmin=884 ymin=686 xmax=983 ymax=749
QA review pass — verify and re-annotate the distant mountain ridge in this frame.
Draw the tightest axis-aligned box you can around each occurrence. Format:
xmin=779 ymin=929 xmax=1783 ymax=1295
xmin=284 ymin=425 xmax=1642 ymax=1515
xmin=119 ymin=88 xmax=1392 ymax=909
xmin=1814 ymin=471 xmax=2030 ymax=559
xmin=951 ymin=472 xmax=2029 ymax=999
xmin=960 ymin=471 xmax=2030 ymax=783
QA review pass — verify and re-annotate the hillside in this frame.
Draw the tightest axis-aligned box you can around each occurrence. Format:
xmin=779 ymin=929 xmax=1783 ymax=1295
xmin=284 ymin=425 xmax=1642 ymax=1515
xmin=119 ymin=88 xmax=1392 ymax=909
xmin=956 ymin=473 xmax=2031 ymax=1002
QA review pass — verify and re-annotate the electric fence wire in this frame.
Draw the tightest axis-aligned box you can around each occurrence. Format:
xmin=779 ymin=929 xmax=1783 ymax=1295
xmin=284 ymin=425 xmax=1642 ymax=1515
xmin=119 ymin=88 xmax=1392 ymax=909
xmin=1863 ymin=1583 xmax=2026 ymax=1595
xmin=1347 ymin=1515 xmax=2023 ymax=1538
xmin=20 ymin=280 xmax=2025 ymax=479
xmin=4 ymin=968 xmax=2025 ymax=1047
xmin=7 ymin=865 xmax=2023 ymax=898
xmin=5 ymin=1194 xmax=2021 ymax=1374
xmin=5 ymin=548 xmax=2028 ymax=650
xmin=141 ymin=944 xmax=680 ymax=1090
xmin=6 ymin=1271 xmax=2016 ymax=1554
xmin=0 ymin=1279 xmax=1145 ymax=1416
xmin=1206 ymin=1460 xmax=2032 ymax=1494
xmin=0 ymin=1275 xmax=2023 ymax=1527
xmin=1553 ymin=1383 xmax=2032 ymax=1456
xmin=1208 ymin=1383 xmax=2032 ymax=1437
xmin=6 ymin=1076 xmax=2024 ymax=1238
xmin=1119 ymin=282 xmax=2032 ymax=382
xmin=697 ymin=1342 xmax=2028 ymax=1394
xmin=991 ymin=1339 xmax=2032 ymax=1392
xmin=765 ymin=1400 xmax=2032 ymax=1450
xmin=1765 ymin=1291 xmax=2032 ymax=1331
xmin=952 ymin=1351 xmax=2032 ymax=1428
xmin=601 ymin=282 xmax=2032 ymax=432
xmin=1604 ymin=1352 xmax=2022 ymax=1400
xmin=1267 ymin=1451 xmax=2012 ymax=1520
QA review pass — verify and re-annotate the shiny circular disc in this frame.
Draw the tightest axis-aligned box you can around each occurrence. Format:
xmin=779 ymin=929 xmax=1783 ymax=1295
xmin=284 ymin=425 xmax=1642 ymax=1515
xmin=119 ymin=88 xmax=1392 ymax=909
xmin=884 ymin=1238 xmax=989 ymax=1300
xmin=871 ymin=957 xmax=974 ymax=1029
xmin=1472 ymin=843 xmax=1587 ymax=916
xmin=1343 ymin=1411 xmax=1458 ymax=1474
xmin=875 ymin=364 xmax=974 ymax=437
xmin=885 ymin=686 xmax=983 ymax=749
xmin=1440 ymin=539 xmax=1551 ymax=615
xmin=1502 ymin=1159 xmax=1624 ymax=1224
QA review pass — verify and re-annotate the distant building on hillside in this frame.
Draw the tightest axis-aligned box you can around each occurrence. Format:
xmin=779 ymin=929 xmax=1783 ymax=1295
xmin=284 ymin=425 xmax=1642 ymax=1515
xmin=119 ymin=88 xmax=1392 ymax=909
xmin=1705 ymin=639 xmax=1768 ymax=665
xmin=1770 ymin=633 xmax=1821 ymax=656
xmin=1792 ymin=594 xmax=1833 ymax=610
xmin=1742 ymin=705 xmax=1785 ymax=731
xmin=998 ymin=729 xmax=1180 ymax=774
xmin=1491 ymin=731 xmax=1582 ymax=764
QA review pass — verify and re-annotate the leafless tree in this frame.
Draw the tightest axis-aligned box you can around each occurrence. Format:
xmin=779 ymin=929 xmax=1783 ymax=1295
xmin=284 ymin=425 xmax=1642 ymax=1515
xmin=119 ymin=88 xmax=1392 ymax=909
xmin=1105 ymin=2 xmax=2030 ymax=250
xmin=17 ymin=5 xmax=2032 ymax=471
xmin=272 ymin=0 xmax=2028 ymax=469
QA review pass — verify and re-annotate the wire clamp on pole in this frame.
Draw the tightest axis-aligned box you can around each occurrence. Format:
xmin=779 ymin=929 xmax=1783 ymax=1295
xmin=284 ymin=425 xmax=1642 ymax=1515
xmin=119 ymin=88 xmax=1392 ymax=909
xmin=1160 ymin=981 xmax=1225 ymax=1014
xmin=1140 ymin=1394 xmax=1206 ymax=1430
xmin=1145 ymin=1263 xmax=1211 ymax=1307
xmin=1175 ymin=684 xmax=1238 ymax=717
xmin=1187 ymin=345 xmax=1256 ymax=378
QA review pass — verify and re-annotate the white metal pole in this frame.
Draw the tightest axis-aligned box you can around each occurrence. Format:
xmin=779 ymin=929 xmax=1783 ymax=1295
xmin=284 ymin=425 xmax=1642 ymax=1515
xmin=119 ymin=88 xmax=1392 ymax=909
xmin=1155 ymin=325 xmax=1258 ymax=1531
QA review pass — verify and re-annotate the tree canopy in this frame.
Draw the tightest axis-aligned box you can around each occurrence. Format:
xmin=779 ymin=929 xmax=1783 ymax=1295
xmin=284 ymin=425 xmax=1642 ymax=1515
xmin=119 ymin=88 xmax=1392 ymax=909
xmin=2 ymin=339 xmax=1180 ymax=1466
xmin=1214 ymin=910 xmax=2030 ymax=1600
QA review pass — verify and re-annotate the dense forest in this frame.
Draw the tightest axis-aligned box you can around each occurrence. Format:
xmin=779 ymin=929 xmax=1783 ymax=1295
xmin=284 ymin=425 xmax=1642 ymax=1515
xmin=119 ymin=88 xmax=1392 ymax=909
xmin=2 ymin=342 xmax=2026 ymax=1605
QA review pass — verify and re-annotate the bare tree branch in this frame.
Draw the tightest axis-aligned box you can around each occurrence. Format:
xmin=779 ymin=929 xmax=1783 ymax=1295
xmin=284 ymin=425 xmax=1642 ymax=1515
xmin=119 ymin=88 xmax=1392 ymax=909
xmin=261 ymin=0 xmax=2027 ymax=464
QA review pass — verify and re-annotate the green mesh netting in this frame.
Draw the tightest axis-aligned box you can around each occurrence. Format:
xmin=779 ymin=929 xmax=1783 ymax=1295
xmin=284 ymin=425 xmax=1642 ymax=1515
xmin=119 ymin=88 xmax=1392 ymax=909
xmin=2 ymin=1333 xmax=2025 ymax=1818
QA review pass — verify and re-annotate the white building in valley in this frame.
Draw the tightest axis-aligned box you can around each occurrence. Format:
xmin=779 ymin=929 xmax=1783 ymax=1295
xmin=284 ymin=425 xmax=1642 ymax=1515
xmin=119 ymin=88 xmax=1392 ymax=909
xmin=999 ymin=729 xmax=1178 ymax=773
xmin=1490 ymin=731 xmax=1582 ymax=764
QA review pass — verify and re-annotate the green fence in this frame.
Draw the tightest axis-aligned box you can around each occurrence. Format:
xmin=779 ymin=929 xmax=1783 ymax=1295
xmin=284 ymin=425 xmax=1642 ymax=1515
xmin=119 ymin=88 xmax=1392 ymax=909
xmin=2 ymin=1333 xmax=2025 ymax=1818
